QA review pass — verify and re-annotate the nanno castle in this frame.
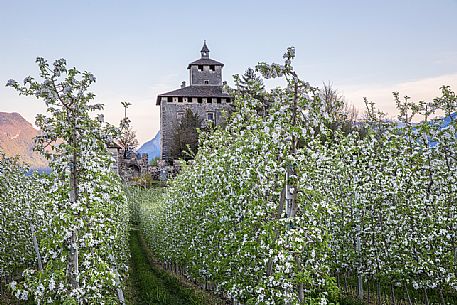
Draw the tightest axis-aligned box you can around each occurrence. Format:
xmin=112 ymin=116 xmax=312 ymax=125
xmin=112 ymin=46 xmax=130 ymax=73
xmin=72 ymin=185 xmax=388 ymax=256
xmin=156 ymin=41 xmax=233 ymax=161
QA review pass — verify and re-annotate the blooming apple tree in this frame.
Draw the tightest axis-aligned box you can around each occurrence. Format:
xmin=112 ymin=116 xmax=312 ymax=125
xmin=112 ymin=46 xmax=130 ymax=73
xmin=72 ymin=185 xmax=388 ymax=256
xmin=5 ymin=58 xmax=129 ymax=304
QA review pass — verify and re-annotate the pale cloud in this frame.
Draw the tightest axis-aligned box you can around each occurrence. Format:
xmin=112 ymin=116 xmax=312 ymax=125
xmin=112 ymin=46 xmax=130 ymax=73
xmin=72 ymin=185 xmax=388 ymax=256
xmin=338 ymin=73 xmax=457 ymax=119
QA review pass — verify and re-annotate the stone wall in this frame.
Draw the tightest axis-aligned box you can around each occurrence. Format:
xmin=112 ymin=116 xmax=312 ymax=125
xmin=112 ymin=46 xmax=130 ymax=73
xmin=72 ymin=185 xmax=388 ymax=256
xmin=190 ymin=65 xmax=222 ymax=86
xmin=160 ymin=100 xmax=231 ymax=161
xmin=118 ymin=152 xmax=149 ymax=181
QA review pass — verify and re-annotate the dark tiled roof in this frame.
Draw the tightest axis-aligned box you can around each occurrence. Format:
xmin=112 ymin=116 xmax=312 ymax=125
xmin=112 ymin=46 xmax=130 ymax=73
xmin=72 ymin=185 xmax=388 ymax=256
xmin=156 ymin=86 xmax=231 ymax=105
xmin=187 ymin=58 xmax=224 ymax=69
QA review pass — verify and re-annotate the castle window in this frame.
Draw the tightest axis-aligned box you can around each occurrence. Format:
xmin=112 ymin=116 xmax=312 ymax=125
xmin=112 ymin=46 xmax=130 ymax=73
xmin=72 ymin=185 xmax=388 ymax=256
xmin=173 ymin=97 xmax=178 ymax=103
xmin=221 ymin=98 xmax=226 ymax=103
xmin=198 ymin=65 xmax=203 ymax=71
xmin=202 ymin=98 xmax=207 ymax=103
xmin=207 ymin=112 xmax=215 ymax=123
xmin=209 ymin=65 xmax=215 ymax=71
xmin=183 ymin=97 xmax=188 ymax=103
xmin=204 ymin=80 xmax=209 ymax=84
xmin=192 ymin=98 xmax=197 ymax=103
xmin=212 ymin=98 xmax=217 ymax=103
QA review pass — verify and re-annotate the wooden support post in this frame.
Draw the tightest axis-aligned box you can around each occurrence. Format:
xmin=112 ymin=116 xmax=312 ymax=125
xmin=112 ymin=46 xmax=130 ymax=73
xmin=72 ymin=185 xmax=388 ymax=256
xmin=109 ymin=253 xmax=126 ymax=305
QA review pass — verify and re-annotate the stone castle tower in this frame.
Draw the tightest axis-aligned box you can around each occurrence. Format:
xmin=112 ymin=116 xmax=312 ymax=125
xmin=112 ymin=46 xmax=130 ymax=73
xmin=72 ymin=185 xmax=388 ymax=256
xmin=156 ymin=41 xmax=232 ymax=161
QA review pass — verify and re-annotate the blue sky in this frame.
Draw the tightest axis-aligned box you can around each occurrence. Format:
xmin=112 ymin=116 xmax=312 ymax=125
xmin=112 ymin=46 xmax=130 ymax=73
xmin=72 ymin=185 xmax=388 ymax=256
xmin=1 ymin=0 xmax=456 ymax=144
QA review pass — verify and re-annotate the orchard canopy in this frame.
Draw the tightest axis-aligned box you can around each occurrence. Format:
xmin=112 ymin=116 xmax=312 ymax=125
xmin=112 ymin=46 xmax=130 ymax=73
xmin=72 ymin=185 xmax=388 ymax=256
xmin=1 ymin=49 xmax=457 ymax=305
xmin=138 ymin=48 xmax=457 ymax=304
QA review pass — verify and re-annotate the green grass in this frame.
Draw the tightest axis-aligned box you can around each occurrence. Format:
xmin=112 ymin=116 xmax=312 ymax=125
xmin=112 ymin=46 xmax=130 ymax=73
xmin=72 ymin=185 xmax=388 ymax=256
xmin=126 ymin=228 xmax=227 ymax=305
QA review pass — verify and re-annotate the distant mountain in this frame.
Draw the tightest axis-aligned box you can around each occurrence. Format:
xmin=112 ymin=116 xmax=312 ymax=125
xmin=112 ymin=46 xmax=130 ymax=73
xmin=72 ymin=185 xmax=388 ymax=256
xmin=439 ymin=112 xmax=457 ymax=129
xmin=137 ymin=131 xmax=161 ymax=161
xmin=426 ymin=112 xmax=457 ymax=148
xmin=0 ymin=112 xmax=48 ymax=169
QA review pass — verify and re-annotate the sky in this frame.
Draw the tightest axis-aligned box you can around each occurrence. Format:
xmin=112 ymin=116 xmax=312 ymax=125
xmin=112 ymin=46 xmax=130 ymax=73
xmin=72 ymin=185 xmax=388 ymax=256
xmin=0 ymin=0 xmax=456 ymax=144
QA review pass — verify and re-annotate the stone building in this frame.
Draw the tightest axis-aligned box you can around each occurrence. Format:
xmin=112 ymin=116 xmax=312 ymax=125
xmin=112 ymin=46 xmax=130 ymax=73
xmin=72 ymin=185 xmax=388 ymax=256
xmin=107 ymin=141 xmax=149 ymax=181
xmin=118 ymin=152 xmax=149 ymax=181
xmin=156 ymin=41 xmax=232 ymax=161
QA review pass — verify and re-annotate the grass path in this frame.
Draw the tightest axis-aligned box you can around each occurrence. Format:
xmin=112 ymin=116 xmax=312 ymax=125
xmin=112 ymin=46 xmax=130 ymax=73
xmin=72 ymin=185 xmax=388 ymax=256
xmin=126 ymin=228 xmax=227 ymax=305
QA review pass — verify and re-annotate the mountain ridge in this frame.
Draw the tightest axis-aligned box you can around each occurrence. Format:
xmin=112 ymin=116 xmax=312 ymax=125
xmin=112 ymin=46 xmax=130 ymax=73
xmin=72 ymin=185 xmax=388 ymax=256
xmin=0 ymin=112 xmax=48 ymax=169
xmin=137 ymin=131 xmax=161 ymax=161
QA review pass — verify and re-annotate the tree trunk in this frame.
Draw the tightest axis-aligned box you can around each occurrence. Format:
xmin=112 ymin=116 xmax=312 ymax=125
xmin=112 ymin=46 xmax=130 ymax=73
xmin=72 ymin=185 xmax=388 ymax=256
xmin=390 ymin=285 xmax=395 ymax=305
xmin=404 ymin=283 xmax=412 ymax=305
xmin=344 ymin=272 xmax=348 ymax=294
xmin=424 ymin=287 xmax=429 ymax=305
xmin=376 ymin=280 xmax=381 ymax=305
xmin=336 ymin=272 xmax=340 ymax=288
xmin=69 ymin=229 xmax=79 ymax=289
xmin=295 ymin=255 xmax=304 ymax=302
xmin=30 ymin=223 xmax=43 ymax=271
xmin=68 ymin=115 xmax=80 ymax=290
xmin=439 ymin=287 xmax=445 ymax=305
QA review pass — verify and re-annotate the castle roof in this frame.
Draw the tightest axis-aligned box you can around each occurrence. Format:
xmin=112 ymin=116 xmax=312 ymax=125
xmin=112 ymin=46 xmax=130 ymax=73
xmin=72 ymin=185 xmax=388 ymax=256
xmin=156 ymin=86 xmax=230 ymax=105
xmin=187 ymin=58 xmax=224 ymax=69
xmin=187 ymin=41 xmax=223 ymax=68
